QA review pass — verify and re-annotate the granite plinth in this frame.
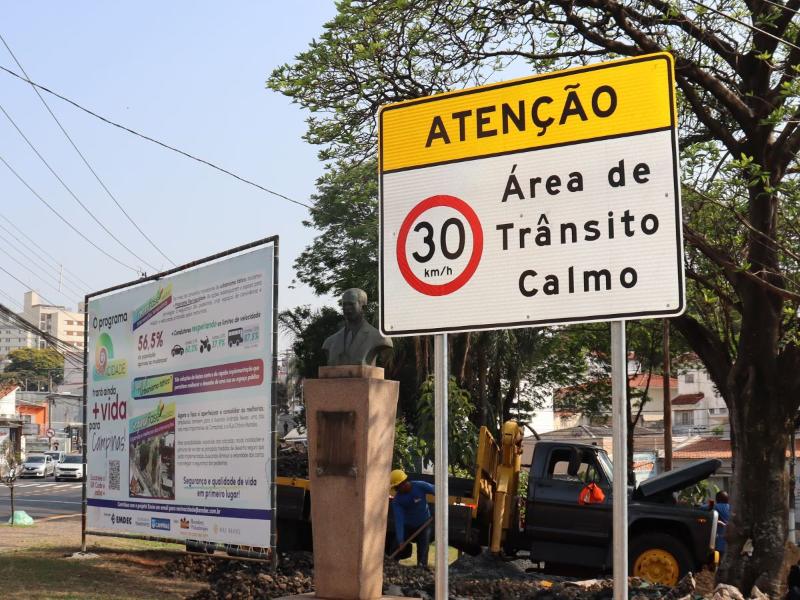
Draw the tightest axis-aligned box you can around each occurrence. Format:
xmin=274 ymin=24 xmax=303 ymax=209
xmin=318 ymin=365 xmax=384 ymax=379
xmin=305 ymin=371 xmax=399 ymax=600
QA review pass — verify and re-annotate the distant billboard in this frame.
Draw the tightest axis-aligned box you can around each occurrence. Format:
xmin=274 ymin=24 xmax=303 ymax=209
xmin=85 ymin=240 xmax=276 ymax=550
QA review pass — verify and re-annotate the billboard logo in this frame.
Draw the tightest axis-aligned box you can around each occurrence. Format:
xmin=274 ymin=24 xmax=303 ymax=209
xmin=93 ymin=333 xmax=128 ymax=381
xmin=110 ymin=514 xmax=132 ymax=525
xmin=133 ymin=284 xmax=173 ymax=331
xmin=180 ymin=518 xmax=190 ymax=529
xmin=151 ymin=518 xmax=171 ymax=531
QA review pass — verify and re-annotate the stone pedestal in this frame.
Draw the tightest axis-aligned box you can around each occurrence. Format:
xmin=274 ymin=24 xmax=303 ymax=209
xmin=304 ymin=365 xmax=399 ymax=600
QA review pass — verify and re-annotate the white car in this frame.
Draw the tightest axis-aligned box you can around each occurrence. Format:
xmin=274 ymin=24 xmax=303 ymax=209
xmin=45 ymin=450 xmax=65 ymax=464
xmin=21 ymin=454 xmax=55 ymax=478
xmin=55 ymin=454 xmax=84 ymax=481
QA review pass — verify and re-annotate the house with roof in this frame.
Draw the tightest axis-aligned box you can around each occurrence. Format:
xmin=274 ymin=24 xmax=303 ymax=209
xmin=553 ymin=371 xmax=679 ymax=430
xmin=671 ymin=364 xmax=729 ymax=435
xmin=0 ymin=383 xmax=17 ymax=417
xmin=0 ymin=384 xmax=23 ymax=456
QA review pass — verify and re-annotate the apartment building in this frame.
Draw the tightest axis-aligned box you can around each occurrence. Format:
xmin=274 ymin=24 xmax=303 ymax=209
xmin=0 ymin=322 xmax=37 ymax=358
xmin=21 ymin=291 xmax=85 ymax=351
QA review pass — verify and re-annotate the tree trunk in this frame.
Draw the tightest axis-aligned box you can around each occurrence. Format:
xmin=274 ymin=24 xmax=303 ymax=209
xmin=716 ymin=390 xmax=791 ymax=595
xmin=716 ymin=251 xmax=793 ymax=594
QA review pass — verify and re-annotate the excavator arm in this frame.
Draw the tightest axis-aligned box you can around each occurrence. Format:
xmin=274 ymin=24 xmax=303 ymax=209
xmin=489 ymin=420 xmax=524 ymax=554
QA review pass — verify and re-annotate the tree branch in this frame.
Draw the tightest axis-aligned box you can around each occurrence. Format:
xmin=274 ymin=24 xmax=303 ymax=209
xmin=671 ymin=312 xmax=732 ymax=398
xmin=676 ymin=73 xmax=741 ymax=151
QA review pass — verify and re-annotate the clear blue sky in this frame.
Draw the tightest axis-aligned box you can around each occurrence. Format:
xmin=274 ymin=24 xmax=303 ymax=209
xmin=0 ymin=2 xmax=337 ymax=318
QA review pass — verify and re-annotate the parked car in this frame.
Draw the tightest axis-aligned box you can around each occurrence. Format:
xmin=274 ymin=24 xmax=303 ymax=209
xmin=21 ymin=454 xmax=55 ymax=478
xmin=45 ymin=450 xmax=65 ymax=464
xmin=55 ymin=454 xmax=84 ymax=481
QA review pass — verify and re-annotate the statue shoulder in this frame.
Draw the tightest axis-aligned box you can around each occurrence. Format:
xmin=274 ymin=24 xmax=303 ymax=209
xmin=363 ymin=321 xmax=393 ymax=347
xmin=322 ymin=329 xmax=342 ymax=350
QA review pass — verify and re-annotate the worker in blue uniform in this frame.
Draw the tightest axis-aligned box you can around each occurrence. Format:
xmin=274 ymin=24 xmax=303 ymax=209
xmin=390 ymin=469 xmax=434 ymax=567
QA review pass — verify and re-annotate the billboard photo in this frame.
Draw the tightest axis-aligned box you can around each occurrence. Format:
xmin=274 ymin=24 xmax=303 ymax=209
xmin=84 ymin=240 xmax=276 ymax=550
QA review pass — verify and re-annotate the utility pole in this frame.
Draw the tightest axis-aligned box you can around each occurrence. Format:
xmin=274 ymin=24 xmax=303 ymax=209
xmin=663 ymin=319 xmax=672 ymax=472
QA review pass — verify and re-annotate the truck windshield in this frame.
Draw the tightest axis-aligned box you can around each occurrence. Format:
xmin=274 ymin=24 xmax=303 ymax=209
xmin=598 ymin=451 xmax=613 ymax=483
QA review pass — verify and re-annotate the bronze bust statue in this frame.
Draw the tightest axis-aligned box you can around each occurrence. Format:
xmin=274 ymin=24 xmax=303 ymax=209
xmin=322 ymin=288 xmax=393 ymax=366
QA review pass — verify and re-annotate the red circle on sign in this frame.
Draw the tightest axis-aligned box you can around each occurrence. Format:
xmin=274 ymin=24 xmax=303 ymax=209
xmin=396 ymin=194 xmax=483 ymax=296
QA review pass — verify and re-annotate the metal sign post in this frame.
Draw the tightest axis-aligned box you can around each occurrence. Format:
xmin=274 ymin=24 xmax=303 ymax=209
xmin=434 ymin=334 xmax=449 ymax=599
xmin=611 ymin=320 xmax=628 ymax=600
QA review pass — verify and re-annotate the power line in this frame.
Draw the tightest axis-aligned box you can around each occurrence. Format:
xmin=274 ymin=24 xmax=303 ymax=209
xmin=0 ymin=217 xmax=89 ymax=294
xmin=0 ymin=32 xmax=176 ymax=268
xmin=0 ymin=102 xmax=159 ymax=273
xmin=0 ymin=243 xmax=81 ymax=304
xmin=0 ymin=304 xmax=84 ymax=368
xmin=0 ymin=264 xmax=67 ymax=311
xmin=685 ymin=0 xmax=800 ymax=52
xmin=760 ymin=0 xmax=800 ymax=17
xmin=0 ymin=65 xmax=313 ymax=210
xmin=0 ymin=289 xmax=22 ymax=309
xmin=0 ymin=153 xmax=141 ymax=274
xmin=0 ymin=213 xmax=94 ymax=291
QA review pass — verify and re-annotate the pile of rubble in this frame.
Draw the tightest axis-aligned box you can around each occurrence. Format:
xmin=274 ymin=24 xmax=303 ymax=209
xmin=169 ymin=551 xmax=772 ymax=600
xmin=276 ymin=449 xmax=309 ymax=479
xmin=171 ymin=552 xmax=314 ymax=600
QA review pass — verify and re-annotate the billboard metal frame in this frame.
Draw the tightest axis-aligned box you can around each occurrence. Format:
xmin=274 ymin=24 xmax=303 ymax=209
xmin=80 ymin=236 xmax=279 ymax=565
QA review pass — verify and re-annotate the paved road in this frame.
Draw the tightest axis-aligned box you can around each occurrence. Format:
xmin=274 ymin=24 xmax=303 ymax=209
xmin=0 ymin=480 xmax=83 ymax=520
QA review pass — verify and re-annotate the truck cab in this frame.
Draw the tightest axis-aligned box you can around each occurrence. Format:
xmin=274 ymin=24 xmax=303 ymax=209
xmin=519 ymin=440 xmax=720 ymax=584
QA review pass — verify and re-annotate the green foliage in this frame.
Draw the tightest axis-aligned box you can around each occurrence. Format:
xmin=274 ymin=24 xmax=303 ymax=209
xmin=392 ymin=419 xmax=428 ymax=472
xmin=416 ymin=376 xmax=477 ymax=475
xmin=292 ymin=159 xmax=379 ymax=299
xmin=678 ymin=479 xmax=719 ymax=507
xmin=279 ymin=305 xmax=341 ymax=379
xmin=1 ymin=348 xmax=64 ymax=390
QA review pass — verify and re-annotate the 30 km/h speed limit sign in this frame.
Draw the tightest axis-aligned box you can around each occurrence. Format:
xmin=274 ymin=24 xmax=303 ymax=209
xmin=379 ymin=53 xmax=685 ymax=336
xmin=396 ymin=195 xmax=483 ymax=296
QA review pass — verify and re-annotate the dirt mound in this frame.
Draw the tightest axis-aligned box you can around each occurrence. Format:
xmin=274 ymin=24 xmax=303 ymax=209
xmin=174 ymin=552 xmax=313 ymax=600
xmin=171 ymin=551 xmax=764 ymax=600
xmin=276 ymin=451 xmax=309 ymax=478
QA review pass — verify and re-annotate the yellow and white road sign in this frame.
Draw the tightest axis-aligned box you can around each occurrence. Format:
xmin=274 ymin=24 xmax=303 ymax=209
xmin=379 ymin=53 xmax=684 ymax=336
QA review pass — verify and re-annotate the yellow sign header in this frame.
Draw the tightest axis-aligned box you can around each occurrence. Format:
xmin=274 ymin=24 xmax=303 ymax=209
xmin=379 ymin=53 xmax=675 ymax=173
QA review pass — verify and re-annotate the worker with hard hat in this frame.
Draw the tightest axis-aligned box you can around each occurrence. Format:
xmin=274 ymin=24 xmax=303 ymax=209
xmin=389 ymin=468 xmax=435 ymax=567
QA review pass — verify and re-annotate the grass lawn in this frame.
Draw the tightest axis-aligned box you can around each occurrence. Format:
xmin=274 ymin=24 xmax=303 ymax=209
xmin=0 ymin=541 xmax=205 ymax=600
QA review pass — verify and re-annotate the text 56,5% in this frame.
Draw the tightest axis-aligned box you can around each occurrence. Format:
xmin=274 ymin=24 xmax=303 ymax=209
xmin=138 ymin=331 xmax=164 ymax=351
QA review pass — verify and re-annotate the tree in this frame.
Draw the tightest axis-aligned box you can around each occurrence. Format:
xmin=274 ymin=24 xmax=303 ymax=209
xmin=416 ymin=375 xmax=478 ymax=475
xmin=293 ymin=159 xmax=380 ymax=300
xmin=0 ymin=439 xmax=21 ymax=526
xmin=1 ymin=348 xmax=64 ymax=391
xmin=270 ymin=3 xmax=800 ymax=590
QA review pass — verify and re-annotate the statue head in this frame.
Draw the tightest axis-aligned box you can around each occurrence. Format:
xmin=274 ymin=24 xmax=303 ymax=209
xmin=341 ymin=288 xmax=367 ymax=326
xmin=322 ymin=287 xmax=392 ymax=367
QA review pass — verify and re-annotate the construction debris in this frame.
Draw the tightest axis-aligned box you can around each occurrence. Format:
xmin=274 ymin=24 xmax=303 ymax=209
xmin=165 ymin=552 xmax=754 ymax=600
xmin=276 ymin=449 xmax=309 ymax=479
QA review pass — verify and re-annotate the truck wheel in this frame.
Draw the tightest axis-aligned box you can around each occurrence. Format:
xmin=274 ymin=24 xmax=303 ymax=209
xmin=629 ymin=532 xmax=691 ymax=586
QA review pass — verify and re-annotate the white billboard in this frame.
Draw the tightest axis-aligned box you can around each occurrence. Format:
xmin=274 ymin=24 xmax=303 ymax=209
xmin=379 ymin=54 xmax=684 ymax=335
xmin=86 ymin=244 xmax=274 ymax=548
